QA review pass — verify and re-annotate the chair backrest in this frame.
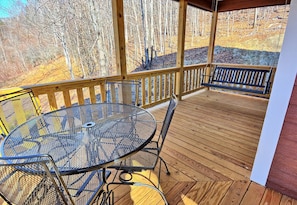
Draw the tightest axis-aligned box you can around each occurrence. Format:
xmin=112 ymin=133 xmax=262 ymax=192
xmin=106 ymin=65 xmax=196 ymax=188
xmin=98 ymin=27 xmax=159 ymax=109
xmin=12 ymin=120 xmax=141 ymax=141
xmin=105 ymin=80 xmax=141 ymax=106
xmin=0 ymin=155 xmax=72 ymax=205
xmin=0 ymin=88 xmax=41 ymax=137
xmin=158 ymin=94 xmax=178 ymax=150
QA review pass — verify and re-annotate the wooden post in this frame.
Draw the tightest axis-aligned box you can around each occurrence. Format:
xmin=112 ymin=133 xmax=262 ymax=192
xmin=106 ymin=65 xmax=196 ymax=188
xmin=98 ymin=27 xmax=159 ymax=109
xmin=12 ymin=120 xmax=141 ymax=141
xmin=112 ymin=0 xmax=127 ymax=79
xmin=207 ymin=11 xmax=218 ymax=65
xmin=206 ymin=2 xmax=219 ymax=83
xmin=176 ymin=0 xmax=188 ymax=101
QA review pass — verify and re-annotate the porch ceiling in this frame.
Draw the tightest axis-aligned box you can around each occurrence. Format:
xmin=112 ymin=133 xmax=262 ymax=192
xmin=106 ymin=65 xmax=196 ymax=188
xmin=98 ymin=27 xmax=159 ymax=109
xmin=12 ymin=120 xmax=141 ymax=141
xmin=187 ymin=0 xmax=291 ymax=12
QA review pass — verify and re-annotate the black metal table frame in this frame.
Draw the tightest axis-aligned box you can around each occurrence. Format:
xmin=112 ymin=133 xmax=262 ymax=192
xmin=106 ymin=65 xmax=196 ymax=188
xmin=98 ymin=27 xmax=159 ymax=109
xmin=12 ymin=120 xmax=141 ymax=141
xmin=0 ymin=103 xmax=157 ymax=204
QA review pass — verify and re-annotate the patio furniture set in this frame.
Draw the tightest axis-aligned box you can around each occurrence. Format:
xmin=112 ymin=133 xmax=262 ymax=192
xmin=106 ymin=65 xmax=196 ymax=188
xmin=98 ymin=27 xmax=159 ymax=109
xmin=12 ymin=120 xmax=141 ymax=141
xmin=0 ymin=81 xmax=178 ymax=205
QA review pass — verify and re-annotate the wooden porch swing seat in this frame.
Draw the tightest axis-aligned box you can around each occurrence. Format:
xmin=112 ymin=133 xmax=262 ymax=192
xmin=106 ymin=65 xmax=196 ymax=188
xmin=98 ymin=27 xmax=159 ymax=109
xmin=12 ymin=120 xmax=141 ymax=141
xmin=201 ymin=66 xmax=273 ymax=95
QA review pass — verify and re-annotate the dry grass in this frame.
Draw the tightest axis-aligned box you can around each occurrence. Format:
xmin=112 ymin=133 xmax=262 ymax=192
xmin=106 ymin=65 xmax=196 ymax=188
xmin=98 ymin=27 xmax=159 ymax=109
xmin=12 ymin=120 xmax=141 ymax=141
xmin=2 ymin=7 xmax=288 ymax=90
xmin=4 ymin=57 xmax=83 ymax=88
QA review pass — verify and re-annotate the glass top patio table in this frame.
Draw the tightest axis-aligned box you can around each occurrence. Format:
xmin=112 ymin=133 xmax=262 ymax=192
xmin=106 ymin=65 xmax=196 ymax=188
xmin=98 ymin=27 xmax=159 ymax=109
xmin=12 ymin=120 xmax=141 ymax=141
xmin=0 ymin=103 xmax=156 ymax=175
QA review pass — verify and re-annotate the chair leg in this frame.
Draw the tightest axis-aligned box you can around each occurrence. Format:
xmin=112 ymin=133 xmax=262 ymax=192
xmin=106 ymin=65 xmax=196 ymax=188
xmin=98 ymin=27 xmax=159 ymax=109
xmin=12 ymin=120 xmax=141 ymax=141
xmin=99 ymin=190 xmax=114 ymax=205
xmin=159 ymin=156 xmax=170 ymax=175
xmin=106 ymin=190 xmax=114 ymax=205
xmin=157 ymin=156 xmax=171 ymax=189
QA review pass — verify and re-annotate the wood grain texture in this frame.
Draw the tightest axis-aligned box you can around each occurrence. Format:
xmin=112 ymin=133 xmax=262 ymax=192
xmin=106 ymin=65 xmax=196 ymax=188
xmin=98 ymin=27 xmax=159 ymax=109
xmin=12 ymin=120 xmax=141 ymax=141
xmin=2 ymin=90 xmax=295 ymax=205
xmin=220 ymin=180 xmax=250 ymax=205
xmin=240 ymin=182 xmax=266 ymax=205
xmin=104 ymin=91 xmax=297 ymax=204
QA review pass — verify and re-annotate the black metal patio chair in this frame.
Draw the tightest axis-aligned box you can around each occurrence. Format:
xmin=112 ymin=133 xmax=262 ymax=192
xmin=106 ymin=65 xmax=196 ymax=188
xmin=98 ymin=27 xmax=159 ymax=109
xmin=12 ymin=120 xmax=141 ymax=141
xmin=105 ymin=80 xmax=141 ymax=106
xmin=107 ymin=94 xmax=178 ymax=204
xmin=0 ymin=154 xmax=112 ymax=205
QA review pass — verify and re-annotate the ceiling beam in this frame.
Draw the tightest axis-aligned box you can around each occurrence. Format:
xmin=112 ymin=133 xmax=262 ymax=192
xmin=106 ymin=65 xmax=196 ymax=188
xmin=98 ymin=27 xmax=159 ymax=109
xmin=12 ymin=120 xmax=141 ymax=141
xmin=188 ymin=0 xmax=212 ymax=11
xmin=187 ymin=0 xmax=291 ymax=12
xmin=217 ymin=0 xmax=291 ymax=12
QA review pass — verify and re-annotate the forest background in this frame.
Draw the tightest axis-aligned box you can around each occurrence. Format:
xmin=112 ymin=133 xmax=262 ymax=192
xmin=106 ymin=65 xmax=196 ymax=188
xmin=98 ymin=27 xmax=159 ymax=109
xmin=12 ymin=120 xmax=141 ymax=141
xmin=0 ymin=0 xmax=289 ymax=88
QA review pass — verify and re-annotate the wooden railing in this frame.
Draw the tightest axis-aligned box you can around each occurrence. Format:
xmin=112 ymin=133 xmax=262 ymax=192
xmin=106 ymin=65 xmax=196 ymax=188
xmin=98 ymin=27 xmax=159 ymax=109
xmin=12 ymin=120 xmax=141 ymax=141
xmin=0 ymin=63 xmax=274 ymax=136
xmin=183 ymin=64 xmax=208 ymax=95
xmin=25 ymin=64 xmax=207 ymax=112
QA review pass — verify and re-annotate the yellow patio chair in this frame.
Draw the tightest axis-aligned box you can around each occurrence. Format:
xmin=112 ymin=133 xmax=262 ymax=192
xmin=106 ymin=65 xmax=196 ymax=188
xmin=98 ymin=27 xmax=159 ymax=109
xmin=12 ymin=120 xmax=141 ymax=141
xmin=0 ymin=88 xmax=41 ymax=137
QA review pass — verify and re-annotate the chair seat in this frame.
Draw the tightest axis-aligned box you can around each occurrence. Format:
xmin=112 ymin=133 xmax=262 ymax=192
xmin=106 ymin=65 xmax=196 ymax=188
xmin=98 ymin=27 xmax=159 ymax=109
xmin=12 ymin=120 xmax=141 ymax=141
xmin=110 ymin=141 xmax=159 ymax=172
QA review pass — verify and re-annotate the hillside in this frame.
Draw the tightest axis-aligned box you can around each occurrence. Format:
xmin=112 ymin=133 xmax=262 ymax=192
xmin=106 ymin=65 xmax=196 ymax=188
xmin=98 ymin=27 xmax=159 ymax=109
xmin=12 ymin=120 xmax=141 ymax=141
xmin=0 ymin=3 xmax=288 ymax=90
xmin=134 ymin=46 xmax=279 ymax=71
xmin=1 ymin=46 xmax=279 ymax=89
xmin=1 ymin=57 xmax=82 ymax=88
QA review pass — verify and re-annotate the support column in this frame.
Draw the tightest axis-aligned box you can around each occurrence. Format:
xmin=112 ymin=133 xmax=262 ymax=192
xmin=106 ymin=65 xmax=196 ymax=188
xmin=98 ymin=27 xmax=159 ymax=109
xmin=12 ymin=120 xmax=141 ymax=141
xmin=112 ymin=0 xmax=127 ymax=79
xmin=205 ymin=1 xmax=219 ymax=82
xmin=176 ymin=0 xmax=187 ymax=100
xmin=207 ymin=10 xmax=218 ymax=65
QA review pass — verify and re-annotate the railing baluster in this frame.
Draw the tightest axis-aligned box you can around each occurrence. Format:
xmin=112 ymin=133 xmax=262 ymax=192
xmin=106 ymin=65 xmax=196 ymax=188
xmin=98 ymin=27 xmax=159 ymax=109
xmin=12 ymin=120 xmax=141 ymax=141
xmin=89 ymin=86 xmax=96 ymax=104
xmin=141 ymin=78 xmax=146 ymax=106
xmin=148 ymin=75 xmax=152 ymax=104
xmin=48 ymin=91 xmax=58 ymax=110
xmin=77 ymin=88 xmax=84 ymax=105
xmin=158 ymin=75 xmax=162 ymax=101
xmin=154 ymin=75 xmax=157 ymax=103
xmin=63 ymin=90 xmax=71 ymax=108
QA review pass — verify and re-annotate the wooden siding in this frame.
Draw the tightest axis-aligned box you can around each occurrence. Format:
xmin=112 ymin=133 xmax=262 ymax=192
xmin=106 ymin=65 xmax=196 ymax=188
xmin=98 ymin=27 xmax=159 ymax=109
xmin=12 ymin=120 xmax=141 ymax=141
xmin=267 ymin=76 xmax=297 ymax=200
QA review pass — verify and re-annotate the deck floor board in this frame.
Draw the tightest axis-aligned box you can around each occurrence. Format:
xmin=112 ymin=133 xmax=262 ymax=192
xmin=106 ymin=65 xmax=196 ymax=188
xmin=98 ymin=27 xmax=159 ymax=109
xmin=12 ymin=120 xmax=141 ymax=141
xmin=1 ymin=90 xmax=295 ymax=205
xmin=110 ymin=90 xmax=296 ymax=204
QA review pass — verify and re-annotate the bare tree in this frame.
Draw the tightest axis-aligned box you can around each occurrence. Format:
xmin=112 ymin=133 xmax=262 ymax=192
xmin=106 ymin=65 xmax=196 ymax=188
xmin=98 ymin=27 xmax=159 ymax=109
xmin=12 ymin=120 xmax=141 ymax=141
xmin=0 ymin=0 xmax=289 ymax=85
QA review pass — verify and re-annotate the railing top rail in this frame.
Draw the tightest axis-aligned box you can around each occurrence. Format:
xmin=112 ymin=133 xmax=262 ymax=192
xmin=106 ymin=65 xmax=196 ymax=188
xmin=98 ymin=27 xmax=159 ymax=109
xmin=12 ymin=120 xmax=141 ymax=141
xmin=23 ymin=76 xmax=121 ymax=90
xmin=211 ymin=63 xmax=275 ymax=70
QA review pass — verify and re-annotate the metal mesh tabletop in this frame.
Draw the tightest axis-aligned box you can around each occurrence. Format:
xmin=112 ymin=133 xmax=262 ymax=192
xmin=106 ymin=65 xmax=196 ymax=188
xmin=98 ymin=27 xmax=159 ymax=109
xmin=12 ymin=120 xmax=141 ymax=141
xmin=1 ymin=103 xmax=156 ymax=175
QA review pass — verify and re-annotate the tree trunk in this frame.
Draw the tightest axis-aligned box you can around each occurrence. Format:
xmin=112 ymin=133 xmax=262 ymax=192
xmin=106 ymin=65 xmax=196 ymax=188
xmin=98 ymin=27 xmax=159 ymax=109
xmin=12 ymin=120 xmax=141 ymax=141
xmin=150 ymin=0 xmax=154 ymax=53
xmin=61 ymin=34 xmax=74 ymax=79
xmin=164 ymin=0 xmax=169 ymax=55
xmin=132 ymin=0 xmax=143 ymax=59
xmin=0 ymin=36 xmax=8 ymax=71
xmin=159 ymin=1 xmax=164 ymax=53
xmin=253 ymin=8 xmax=258 ymax=29
xmin=140 ymin=0 xmax=149 ymax=68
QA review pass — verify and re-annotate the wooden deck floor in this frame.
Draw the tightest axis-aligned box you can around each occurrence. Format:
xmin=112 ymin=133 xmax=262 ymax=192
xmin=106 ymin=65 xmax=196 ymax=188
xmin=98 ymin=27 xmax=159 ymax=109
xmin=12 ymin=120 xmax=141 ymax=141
xmin=1 ymin=90 xmax=297 ymax=205
xmin=109 ymin=90 xmax=297 ymax=205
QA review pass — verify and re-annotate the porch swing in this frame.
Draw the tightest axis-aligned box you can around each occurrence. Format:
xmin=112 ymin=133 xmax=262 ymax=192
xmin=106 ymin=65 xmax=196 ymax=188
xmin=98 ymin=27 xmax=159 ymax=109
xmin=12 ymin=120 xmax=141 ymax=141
xmin=201 ymin=0 xmax=287 ymax=97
